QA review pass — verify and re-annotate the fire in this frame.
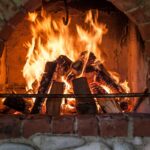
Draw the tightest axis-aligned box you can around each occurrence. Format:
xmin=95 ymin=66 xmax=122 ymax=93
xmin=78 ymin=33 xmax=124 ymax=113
xmin=101 ymin=85 xmax=112 ymax=93
xmin=23 ymin=9 xmax=131 ymax=114
xmin=23 ymin=10 xmax=107 ymax=91
xmin=27 ymin=12 xmax=38 ymax=22
xmin=120 ymin=80 xmax=130 ymax=93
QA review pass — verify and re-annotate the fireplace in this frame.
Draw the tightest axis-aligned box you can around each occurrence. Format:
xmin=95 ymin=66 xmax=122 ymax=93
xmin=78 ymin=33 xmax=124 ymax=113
xmin=0 ymin=0 xmax=149 ymax=149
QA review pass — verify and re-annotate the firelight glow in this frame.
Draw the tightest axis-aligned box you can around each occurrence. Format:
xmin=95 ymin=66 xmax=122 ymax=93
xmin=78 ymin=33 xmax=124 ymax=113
xmin=23 ymin=9 xmax=131 ymax=114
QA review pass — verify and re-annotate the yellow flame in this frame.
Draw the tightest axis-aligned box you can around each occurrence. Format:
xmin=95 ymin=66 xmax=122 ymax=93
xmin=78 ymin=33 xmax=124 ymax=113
xmin=109 ymin=71 xmax=130 ymax=93
xmin=120 ymin=80 xmax=130 ymax=93
xmin=23 ymin=9 xmax=131 ymax=113
xmin=101 ymin=85 xmax=112 ymax=93
xmin=109 ymin=71 xmax=120 ymax=84
xmin=23 ymin=10 xmax=107 ymax=91
xmin=27 ymin=12 xmax=38 ymax=22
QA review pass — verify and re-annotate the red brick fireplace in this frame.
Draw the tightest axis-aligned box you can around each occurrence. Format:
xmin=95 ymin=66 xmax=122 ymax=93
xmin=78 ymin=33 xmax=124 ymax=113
xmin=0 ymin=0 xmax=149 ymax=149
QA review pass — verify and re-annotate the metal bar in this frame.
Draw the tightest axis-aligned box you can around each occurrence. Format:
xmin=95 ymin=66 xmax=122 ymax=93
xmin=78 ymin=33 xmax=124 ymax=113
xmin=0 ymin=93 xmax=150 ymax=98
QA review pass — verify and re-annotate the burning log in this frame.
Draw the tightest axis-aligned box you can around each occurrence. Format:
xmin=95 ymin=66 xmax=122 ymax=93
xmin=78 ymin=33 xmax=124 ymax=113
xmin=31 ymin=61 xmax=57 ymax=114
xmin=72 ymin=77 xmax=97 ymax=114
xmin=3 ymin=97 xmax=31 ymax=113
xmin=90 ymin=82 xmax=121 ymax=113
xmin=80 ymin=51 xmax=96 ymax=65
xmin=46 ymin=81 xmax=65 ymax=116
xmin=95 ymin=63 xmax=125 ymax=93
xmin=66 ymin=51 xmax=96 ymax=83
xmin=56 ymin=55 xmax=72 ymax=74
xmin=70 ymin=51 xmax=96 ymax=75
xmin=99 ymin=99 xmax=121 ymax=113
xmin=72 ymin=60 xmax=83 ymax=74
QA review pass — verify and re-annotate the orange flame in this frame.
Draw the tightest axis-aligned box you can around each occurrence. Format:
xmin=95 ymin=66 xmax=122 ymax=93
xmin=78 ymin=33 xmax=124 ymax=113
xmin=23 ymin=10 xmax=108 ymax=91
xmin=23 ymin=9 xmax=131 ymax=114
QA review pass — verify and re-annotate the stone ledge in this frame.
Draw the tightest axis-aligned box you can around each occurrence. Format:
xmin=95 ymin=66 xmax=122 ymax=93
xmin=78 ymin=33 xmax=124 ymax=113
xmin=0 ymin=136 xmax=149 ymax=150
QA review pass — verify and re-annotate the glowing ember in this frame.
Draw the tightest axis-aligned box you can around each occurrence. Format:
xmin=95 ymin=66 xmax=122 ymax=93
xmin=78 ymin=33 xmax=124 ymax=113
xmin=23 ymin=9 xmax=131 ymax=114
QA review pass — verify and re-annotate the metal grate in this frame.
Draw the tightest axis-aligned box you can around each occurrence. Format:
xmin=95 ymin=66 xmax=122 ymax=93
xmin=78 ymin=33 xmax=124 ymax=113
xmin=0 ymin=93 xmax=150 ymax=99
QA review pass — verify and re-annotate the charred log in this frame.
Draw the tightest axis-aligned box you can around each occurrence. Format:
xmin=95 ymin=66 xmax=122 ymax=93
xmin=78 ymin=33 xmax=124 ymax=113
xmin=72 ymin=77 xmax=97 ymax=114
xmin=31 ymin=61 xmax=57 ymax=114
xmin=85 ymin=65 xmax=95 ymax=73
xmin=80 ymin=51 xmax=96 ymax=65
xmin=71 ymin=51 xmax=96 ymax=74
xmin=56 ymin=55 xmax=72 ymax=73
xmin=72 ymin=60 xmax=83 ymax=73
xmin=90 ymin=82 xmax=121 ymax=113
xmin=3 ymin=97 xmax=31 ymax=113
xmin=96 ymin=63 xmax=125 ymax=93
xmin=46 ymin=81 xmax=64 ymax=116
xmin=120 ymin=101 xmax=128 ymax=111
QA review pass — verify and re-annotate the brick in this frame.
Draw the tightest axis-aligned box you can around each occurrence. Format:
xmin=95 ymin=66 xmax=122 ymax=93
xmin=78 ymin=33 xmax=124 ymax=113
xmin=126 ymin=5 xmax=150 ymax=24
xmin=0 ymin=24 xmax=14 ymax=41
xmin=0 ymin=115 xmax=21 ymax=139
xmin=133 ymin=116 xmax=150 ymax=136
xmin=108 ymin=0 xmax=141 ymax=11
xmin=23 ymin=0 xmax=42 ymax=12
xmin=145 ymin=41 xmax=150 ymax=57
xmin=9 ymin=11 xmax=26 ymax=27
xmin=22 ymin=115 xmax=51 ymax=138
xmin=77 ymin=115 xmax=98 ymax=136
xmin=0 ymin=40 xmax=4 ymax=57
xmin=52 ymin=116 xmax=74 ymax=134
xmin=98 ymin=115 xmax=128 ymax=137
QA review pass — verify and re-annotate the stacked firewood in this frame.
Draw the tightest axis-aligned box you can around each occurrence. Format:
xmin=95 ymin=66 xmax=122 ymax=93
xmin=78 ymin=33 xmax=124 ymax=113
xmin=2 ymin=51 xmax=130 ymax=115
xmin=30 ymin=51 xmax=129 ymax=115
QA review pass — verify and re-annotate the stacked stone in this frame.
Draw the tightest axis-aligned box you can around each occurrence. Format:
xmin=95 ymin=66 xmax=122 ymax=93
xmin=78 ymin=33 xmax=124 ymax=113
xmin=0 ymin=132 xmax=149 ymax=149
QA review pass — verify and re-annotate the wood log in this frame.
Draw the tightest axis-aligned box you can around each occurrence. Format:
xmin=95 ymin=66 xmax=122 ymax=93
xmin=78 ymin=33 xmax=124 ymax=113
xmin=72 ymin=77 xmax=97 ymax=114
xmin=72 ymin=60 xmax=83 ymax=73
xmin=99 ymin=99 xmax=121 ymax=113
xmin=3 ymin=97 xmax=31 ymax=113
xmin=80 ymin=51 xmax=96 ymax=65
xmin=70 ymin=51 xmax=96 ymax=75
xmin=31 ymin=61 xmax=57 ymax=114
xmin=46 ymin=81 xmax=64 ymax=116
xmin=90 ymin=82 xmax=121 ymax=113
xmin=96 ymin=63 xmax=125 ymax=93
xmin=57 ymin=55 xmax=72 ymax=71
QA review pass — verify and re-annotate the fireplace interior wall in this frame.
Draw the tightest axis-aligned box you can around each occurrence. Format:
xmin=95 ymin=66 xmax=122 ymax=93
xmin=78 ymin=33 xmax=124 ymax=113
xmin=0 ymin=0 xmax=147 ymax=95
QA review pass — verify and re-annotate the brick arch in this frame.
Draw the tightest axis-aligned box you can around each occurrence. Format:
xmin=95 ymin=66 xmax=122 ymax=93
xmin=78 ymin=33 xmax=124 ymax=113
xmin=0 ymin=0 xmax=149 ymax=57
xmin=107 ymin=0 xmax=150 ymax=57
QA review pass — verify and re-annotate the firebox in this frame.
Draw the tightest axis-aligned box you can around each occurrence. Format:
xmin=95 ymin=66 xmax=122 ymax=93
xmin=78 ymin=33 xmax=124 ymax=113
xmin=0 ymin=0 xmax=149 ymax=149
xmin=0 ymin=0 xmax=148 ymax=115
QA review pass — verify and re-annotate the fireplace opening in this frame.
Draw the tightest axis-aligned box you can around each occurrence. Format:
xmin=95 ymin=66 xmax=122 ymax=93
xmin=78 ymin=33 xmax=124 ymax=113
xmin=0 ymin=0 xmax=149 ymax=115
